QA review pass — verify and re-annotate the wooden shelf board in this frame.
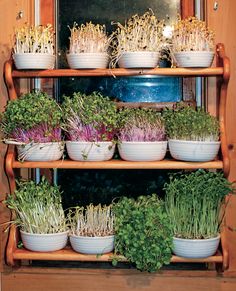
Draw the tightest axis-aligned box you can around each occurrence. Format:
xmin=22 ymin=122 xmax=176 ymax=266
xmin=12 ymin=159 xmax=224 ymax=169
xmin=12 ymin=247 xmax=223 ymax=263
xmin=11 ymin=67 xmax=224 ymax=78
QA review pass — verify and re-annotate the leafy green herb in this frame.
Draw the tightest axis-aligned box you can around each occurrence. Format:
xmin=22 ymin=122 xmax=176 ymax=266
xmin=163 ymin=103 xmax=219 ymax=141
xmin=113 ymin=194 xmax=173 ymax=272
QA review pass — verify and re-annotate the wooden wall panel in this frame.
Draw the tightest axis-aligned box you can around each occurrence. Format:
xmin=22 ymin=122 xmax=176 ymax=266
xmin=0 ymin=0 xmax=34 ymax=272
xmin=206 ymin=0 xmax=236 ymax=272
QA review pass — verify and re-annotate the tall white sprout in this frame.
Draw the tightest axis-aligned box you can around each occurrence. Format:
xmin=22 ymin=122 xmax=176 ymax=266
xmin=68 ymin=22 xmax=112 ymax=54
xmin=68 ymin=204 xmax=114 ymax=237
xmin=171 ymin=16 xmax=215 ymax=52
xmin=110 ymin=10 xmax=167 ymax=67
xmin=14 ymin=24 xmax=54 ymax=54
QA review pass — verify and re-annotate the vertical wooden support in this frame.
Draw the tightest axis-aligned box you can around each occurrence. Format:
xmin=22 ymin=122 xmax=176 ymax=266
xmin=216 ymin=43 xmax=230 ymax=178
xmin=221 ymin=195 xmax=230 ymax=271
xmin=4 ymin=60 xmax=17 ymax=101
xmin=4 ymin=59 xmax=18 ymax=266
xmin=215 ymin=43 xmax=230 ymax=270
xmin=5 ymin=145 xmax=17 ymax=266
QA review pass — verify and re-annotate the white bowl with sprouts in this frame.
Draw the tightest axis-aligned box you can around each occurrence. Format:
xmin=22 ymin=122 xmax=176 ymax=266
xmin=13 ymin=53 xmax=55 ymax=70
xmin=67 ymin=53 xmax=109 ymax=69
xmin=118 ymin=51 xmax=160 ymax=68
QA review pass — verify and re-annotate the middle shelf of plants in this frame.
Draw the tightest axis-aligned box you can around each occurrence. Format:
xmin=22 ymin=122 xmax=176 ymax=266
xmin=11 ymin=159 xmax=224 ymax=170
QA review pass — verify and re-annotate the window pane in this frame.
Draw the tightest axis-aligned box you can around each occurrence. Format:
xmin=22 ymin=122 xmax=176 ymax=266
xmin=57 ymin=0 xmax=181 ymax=103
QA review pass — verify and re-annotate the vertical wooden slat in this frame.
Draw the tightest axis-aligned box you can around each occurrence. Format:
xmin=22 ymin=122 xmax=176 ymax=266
xmin=40 ymin=0 xmax=54 ymax=26
xmin=207 ymin=0 xmax=236 ymax=273
xmin=181 ymin=0 xmax=195 ymax=18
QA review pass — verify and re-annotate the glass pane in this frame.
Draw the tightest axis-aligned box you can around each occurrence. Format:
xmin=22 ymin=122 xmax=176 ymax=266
xmin=57 ymin=0 xmax=181 ymax=103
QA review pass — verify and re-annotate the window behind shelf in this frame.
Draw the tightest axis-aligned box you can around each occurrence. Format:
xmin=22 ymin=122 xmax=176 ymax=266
xmin=56 ymin=0 xmax=182 ymax=102
xmin=56 ymin=0 xmax=181 ymax=207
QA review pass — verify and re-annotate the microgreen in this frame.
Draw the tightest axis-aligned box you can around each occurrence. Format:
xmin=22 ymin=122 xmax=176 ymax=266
xmin=67 ymin=204 xmax=114 ymax=237
xmin=163 ymin=103 xmax=219 ymax=141
xmin=117 ymin=108 xmax=166 ymax=142
xmin=164 ymin=169 xmax=234 ymax=239
xmin=113 ymin=194 xmax=173 ymax=272
xmin=0 ymin=91 xmax=63 ymax=143
xmin=171 ymin=16 xmax=215 ymax=52
xmin=62 ymin=92 xmax=117 ymax=142
xmin=4 ymin=177 xmax=67 ymax=234
xmin=14 ymin=24 xmax=54 ymax=54
xmin=68 ymin=22 xmax=112 ymax=54
xmin=110 ymin=9 xmax=167 ymax=67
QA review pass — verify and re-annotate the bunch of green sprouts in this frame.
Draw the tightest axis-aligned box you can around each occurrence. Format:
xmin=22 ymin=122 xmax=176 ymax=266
xmin=113 ymin=194 xmax=173 ymax=272
xmin=14 ymin=24 xmax=54 ymax=54
xmin=163 ymin=103 xmax=219 ymax=141
xmin=171 ymin=16 xmax=215 ymax=52
xmin=110 ymin=9 xmax=167 ymax=67
xmin=0 ymin=91 xmax=63 ymax=143
xmin=4 ymin=177 xmax=67 ymax=234
xmin=164 ymin=170 xmax=233 ymax=239
xmin=68 ymin=22 xmax=112 ymax=54
xmin=67 ymin=204 xmax=114 ymax=237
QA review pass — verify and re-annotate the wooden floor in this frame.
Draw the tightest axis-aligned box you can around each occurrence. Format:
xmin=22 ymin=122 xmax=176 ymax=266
xmin=1 ymin=267 xmax=236 ymax=291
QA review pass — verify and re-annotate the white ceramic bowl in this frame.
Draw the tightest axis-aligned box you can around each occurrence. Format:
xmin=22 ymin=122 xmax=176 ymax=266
xmin=13 ymin=53 xmax=55 ymax=69
xmin=118 ymin=141 xmax=167 ymax=161
xmin=66 ymin=141 xmax=115 ymax=161
xmin=16 ymin=142 xmax=64 ymax=162
xmin=168 ymin=139 xmax=220 ymax=162
xmin=118 ymin=51 xmax=159 ymax=68
xmin=173 ymin=51 xmax=214 ymax=68
xmin=69 ymin=235 xmax=114 ymax=254
xmin=173 ymin=235 xmax=220 ymax=258
xmin=67 ymin=53 xmax=109 ymax=69
xmin=20 ymin=230 xmax=68 ymax=252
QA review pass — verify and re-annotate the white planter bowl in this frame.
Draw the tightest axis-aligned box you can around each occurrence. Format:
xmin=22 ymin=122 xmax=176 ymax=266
xmin=13 ymin=53 xmax=55 ymax=69
xmin=173 ymin=235 xmax=220 ymax=258
xmin=20 ymin=230 xmax=68 ymax=252
xmin=67 ymin=53 xmax=109 ymax=69
xmin=69 ymin=235 xmax=114 ymax=254
xmin=16 ymin=142 xmax=64 ymax=162
xmin=118 ymin=141 xmax=167 ymax=161
xmin=66 ymin=141 xmax=115 ymax=161
xmin=168 ymin=139 xmax=220 ymax=162
xmin=118 ymin=51 xmax=160 ymax=68
xmin=173 ymin=51 xmax=214 ymax=68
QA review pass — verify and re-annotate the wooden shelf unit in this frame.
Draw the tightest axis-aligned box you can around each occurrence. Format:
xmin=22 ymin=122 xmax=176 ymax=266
xmin=3 ymin=43 xmax=230 ymax=269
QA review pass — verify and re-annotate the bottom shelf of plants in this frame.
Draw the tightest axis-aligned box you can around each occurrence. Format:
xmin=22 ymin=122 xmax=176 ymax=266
xmin=5 ymin=170 xmax=232 ymax=272
xmin=12 ymin=247 xmax=223 ymax=264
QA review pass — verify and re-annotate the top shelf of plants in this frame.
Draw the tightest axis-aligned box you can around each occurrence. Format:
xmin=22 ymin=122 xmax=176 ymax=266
xmin=10 ymin=13 xmax=227 ymax=78
xmin=10 ymin=67 xmax=224 ymax=78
